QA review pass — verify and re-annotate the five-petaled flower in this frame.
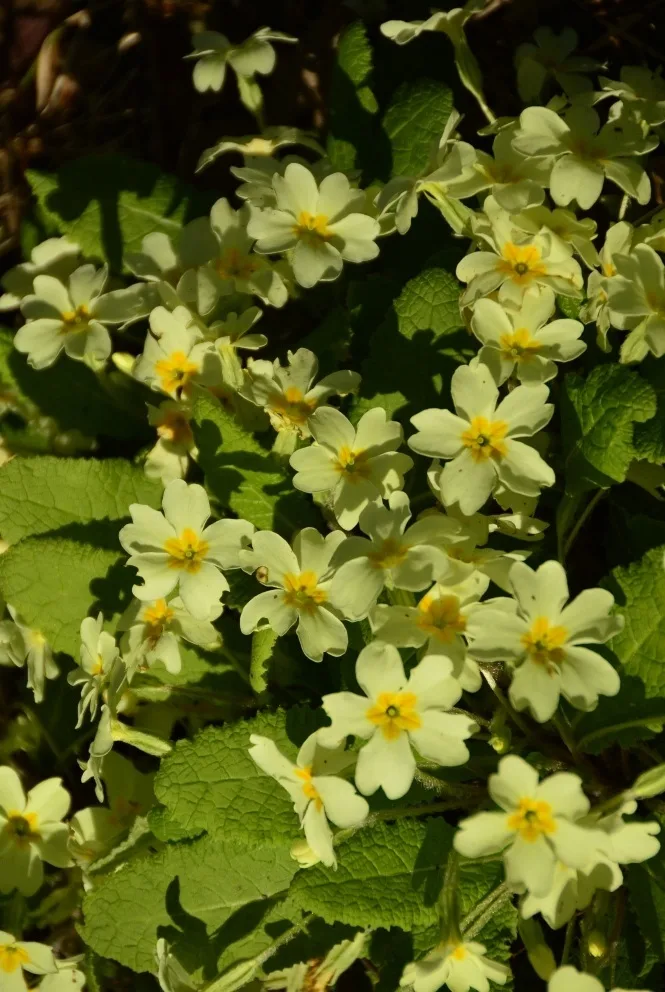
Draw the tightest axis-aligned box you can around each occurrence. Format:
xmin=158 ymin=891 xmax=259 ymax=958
xmin=319 ymin=641 xmax=477 ymax=800
xmin=239 ymin=528 xmax=350 ymax=662
xmin=0 ymin=931 xmax=57 ymax=992
xmin=248 ymin=732 xmax=369 ymax=867
xmin=0 ymin=767 xmax=71 ymax=896
xmin=119 ymin=479 xmax=254 ymax=619
xmin=408 ymin=363 xmax=554 ymax=515
xmin=400 ymin=938 xmax=510 ymax=992
xmin=290 ymin=406 xmax=413 ymax=530
xmin=454 ymin=755 xmax=604 ymax=897
xmin=467 ymin=559 xmax=622 ymax=722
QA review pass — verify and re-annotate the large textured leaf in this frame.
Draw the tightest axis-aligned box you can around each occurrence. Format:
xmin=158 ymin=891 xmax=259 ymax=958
xmin=288 ymin=818 xmax=453 ymax=930
xmin=382 ymin=79 xmax=454 ymax=178
xmin=81 ymin=833 xmax=298 ymax=973
xmin=154 ymin=708 xmax=323 ymax=844
xmin=354 ymin=256 xmax=470 ymax=424
xmin=0 ymin=456 xmax=161 ymax=544
xmin=27 ymin=156 xmax=213 ymax=272
xmin=0 ymin=523 xmax=130 ymax=654
xmin=191 ymin=389 xmax=318 ymax=534
xmin=561 ymin=364 xmax=657 ymax=493
xmin=327 ymin=22 xmax=383 ymax=177
xmin=633 ymin=357 xmax=665 ymax=464
xmin=0 ymin=328 xmax=151 ymax=440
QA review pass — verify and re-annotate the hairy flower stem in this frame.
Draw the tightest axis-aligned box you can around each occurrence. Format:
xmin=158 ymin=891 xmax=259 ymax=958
xmin=334 ymin=799 xmax=469 ymax=848
xmin=561 ymin=915 xmax=576 ymax=966
xmin=461 ymin=881 xmax=513 ymax=941
xmin=561 ymin=489 xmax=604 ymax=561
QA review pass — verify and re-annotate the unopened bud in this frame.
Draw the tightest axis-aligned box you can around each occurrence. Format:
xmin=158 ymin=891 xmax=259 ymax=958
xmin=290 ymin=839 xmax=321 ymax=868
xmin=586 ymin=929 xmax=607 ymax=959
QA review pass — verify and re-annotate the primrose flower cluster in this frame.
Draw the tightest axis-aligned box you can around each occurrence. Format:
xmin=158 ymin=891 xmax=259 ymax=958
xmin=2 ymin=12 xmax=665 ymax=992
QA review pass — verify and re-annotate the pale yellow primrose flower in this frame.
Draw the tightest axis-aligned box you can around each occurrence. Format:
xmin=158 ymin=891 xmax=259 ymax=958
xmin=514 ymin=27 xmax=599 ymax=103
xmin=408 ymin=363 xmax=554 ymax=517
xmin=119 ymin=478 xmax=254 ymax=620
xmin=607 ymin=243 xmax=665 ymax=361
xmin=511 ymin=204 xmax=600 ymax=269
xmin=370 ymin=572 xmax=488 ymax=693
xmin=67 ymin=612 xmax=120 ymax=728
xmin=548 ymin=966 xmax=652 ymax=992
xmin=241 ymin=346 xmax=360 ymax=437
xmin=319 ymin=641 xmax=477 ymax=800
xmin=400 ymin=938 xmax=510 ymax=992
xmin=454 ymin=754 xmax=605 ymax=897
xmin=471 ymin=287 xmax=585 ymax=385
xmin=248 ymin=731 xmax=369 ymax=868
xmin=580 ymin=221 xmax=633 ymax=350
xmin=239 ymin=528 xmax=349 ymax=663
xmin=177 ymin=198 xmax=287 ymax=314
xmin=0 ymin=237 xmax=80 ymax=311
xmin=446 ymin=124 xmax=551 ymax=213
xmin=145 ymin=400 xmax=197 ymax=485
xmin=328 ymin=490 xmax=460 ymax=621
xmin=467 ymin=559 xmax=622 ymax=723
xmin=522 ymin=799 xmax=659 ymax=929
xmin=0 ymin=931 xmax=57 ymax=992
xmin=598 ymin=65 xmax=665 ymax=128
xmin=290 ymin=406 xmax=413 ymax=531
xmin=1 ymin=605 xmax=58 ymax=704
xmin=247 ymin=162 xmax=380 ymax=288
xmin=0 ymin=768 xmax=71 ymax=896
xmin=512 ymin=105 xmax=657 ymax=210
xmin=457 ymin=196 xmax=583 ymax=306
xmin=15 ymin=263 xmax=155 ymax=371
xmin=117 ymin=594 xmax=222 ymax=677
xmin=133 ymin=306 xmax=219 ymax=399
xmin=188 ymin=27 xmax=296 ymax=96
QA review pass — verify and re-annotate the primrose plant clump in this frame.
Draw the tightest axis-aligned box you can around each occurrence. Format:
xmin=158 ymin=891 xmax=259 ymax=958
xmin=3 ymin=5 xmax=665 ymax=992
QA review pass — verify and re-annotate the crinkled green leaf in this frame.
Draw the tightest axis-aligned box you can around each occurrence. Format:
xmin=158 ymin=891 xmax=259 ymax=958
xmin=606 ymin=545 xmax=665 ymax=698
xmin=561 ymin=364 xmax=657 ymax=493
xmin=354 ymin=257 xmax=470 ymax=424
xmin=0 ymin=522 xmax=129 ymax=654
xmin=626 ymin=834 xmax=665 ymax=978
xmin=288 ymin=818 xmax=453 ymax=930
xmin=81 ymin=833 xmax=298 ymax=973
xmin=191 ymin=388 xmax=318 ymax=534
xmin=0 ymin=328 xmax=151 ymax=440
xmin=27 ymin=155 xmax=213 ymax=272
xmin=327 ymin=22 xmax=382 ymax=176
xmin=382 ymin=79 xmax=454 ymax=178
xmin=154 ymin=708 xmax=324 ymax=844
xmin=0 ymin=456 xmax=161 ymax=544
xmin=633 ymin=357 xmax=665 ymax=464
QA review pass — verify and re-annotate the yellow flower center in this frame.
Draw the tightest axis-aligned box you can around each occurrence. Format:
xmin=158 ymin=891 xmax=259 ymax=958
xmin=499 ymin=327 xmax=542 ymax=362
xmin=293 ymin=211 xmax=332 ymax=240
xmin=60 ymin=303 xmax=91 ymax=332
xmin=451 ymin=945 xmax=467 ymax=961
xmin=155 ymin=351 xmax=199 ymax=396
xmin=601 ymin=261 xmax=616 ymax=278
xmin=215 ymin=247 xmax=260 ymax=281
xmin=506 ymin=797 xmax=557 ymax=842
xmin=367 ymin=537 xmax=409 ymax=570
xmin=6 ymin=811 xmax=39 ymax=848
xmin=520 ymin=616 xmax=568 ymax=671
xmin=486 ymin=162 xmax=519 ymax=184
xmin=90 ymin=655 xmax=105 ymax=677
xmin=366 ymin=691 xmax=421 ymax=740
xmin=497 ymin=242 xmax=547 ymax=285
xmin=294 ymin=765 xmax=323 ymax=810
xmin=417 ymin=593 xmax=466 ymax=643
xmin=0 ymin=943 xmax=30 ymax=974
xmin=461 ymin=416 xmax=508 ymax=462
xmin=282 ymin=570 xmax=328 ymax=612
xmin=163 ymin=528 xmax=209 ymax=573
xmin=141 ymin=599 xmax=175 ymax=641
xmin=269 ymin=386 xmax=317 ymax=428
xmin=156 ymin=411 xmax=193 ymax=445
xmin=334 ymin=445 xmax=371 ymax=481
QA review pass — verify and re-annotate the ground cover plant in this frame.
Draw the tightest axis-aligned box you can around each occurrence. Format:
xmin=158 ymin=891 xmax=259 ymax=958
xmin=3 ymin=2 xmax=665 ymax=991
